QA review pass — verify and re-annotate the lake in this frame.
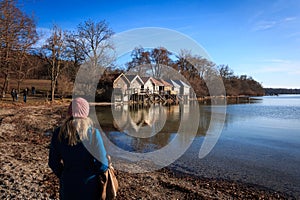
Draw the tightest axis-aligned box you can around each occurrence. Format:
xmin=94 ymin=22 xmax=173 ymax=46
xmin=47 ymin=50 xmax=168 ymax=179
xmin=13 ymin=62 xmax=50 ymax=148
xmin=95 ymin=95 xmax=300 ymax=198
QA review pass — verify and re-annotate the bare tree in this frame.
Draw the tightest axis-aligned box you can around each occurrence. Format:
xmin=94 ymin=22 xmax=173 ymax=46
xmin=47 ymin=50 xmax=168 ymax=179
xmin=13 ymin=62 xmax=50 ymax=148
xmin=126 ymin=46 xmax=151 ymax=76
xmin=77 ymin=19 xmax=114 ymax=69
xmin=64 ymin=31 xmax=85 ymax=81
xmin=125 ymin=47 xmax=173 ymax=78
xmin=15 ymin=21 xmax=38 ymax=92
xmin=70 ymin=20 xmax=115 ymax=98
xmin=177 ymin=50 xmax=215 ymax=79
xmin=218 ymin=65 xmax=234 ymax=80
xmin=0 ymin=0 xmax=37 ymax=93
xmin=150 ymin=47 xmax=173 ymax=78
xmin=41 ymin=25 xmax=66 ymax=101
xmin=65 ymin=31 xmax=85 ymax=66
xmin=15 ymin=50 xmax=40 ymax=93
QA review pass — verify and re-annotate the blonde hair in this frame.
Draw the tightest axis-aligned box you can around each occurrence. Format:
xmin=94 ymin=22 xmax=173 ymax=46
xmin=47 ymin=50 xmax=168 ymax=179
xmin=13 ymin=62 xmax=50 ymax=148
xmin=59 ymin=117 xmax=93 ymax=146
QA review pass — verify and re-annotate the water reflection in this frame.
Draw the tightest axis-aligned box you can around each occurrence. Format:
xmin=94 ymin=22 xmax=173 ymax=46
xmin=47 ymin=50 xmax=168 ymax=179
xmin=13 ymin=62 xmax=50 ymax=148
xmin=98 ymin=98 xmax=272 ymax=156
xmin=96 ymin=102 xmax=219 ymax=153
xmin=112 ymin=104 xmax=167 ymax=138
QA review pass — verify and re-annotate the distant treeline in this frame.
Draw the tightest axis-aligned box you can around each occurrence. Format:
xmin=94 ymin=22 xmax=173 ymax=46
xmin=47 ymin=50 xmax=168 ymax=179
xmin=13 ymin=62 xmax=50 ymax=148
xmin=264 ymin=88 xmax=300 ymax=95
xmin=125 ymin=48 xmax=265 ymax=97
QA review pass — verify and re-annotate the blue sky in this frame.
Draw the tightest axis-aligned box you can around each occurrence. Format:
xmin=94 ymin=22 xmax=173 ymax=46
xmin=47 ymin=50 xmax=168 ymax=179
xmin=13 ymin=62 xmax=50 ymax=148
xmin=19 ymin=0 xmax=300 ymax=88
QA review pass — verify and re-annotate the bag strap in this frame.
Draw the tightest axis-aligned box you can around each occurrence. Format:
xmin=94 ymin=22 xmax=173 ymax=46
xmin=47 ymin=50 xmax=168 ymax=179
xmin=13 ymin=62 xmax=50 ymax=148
xmin=107 ymin=155 xmax=113 ymax=169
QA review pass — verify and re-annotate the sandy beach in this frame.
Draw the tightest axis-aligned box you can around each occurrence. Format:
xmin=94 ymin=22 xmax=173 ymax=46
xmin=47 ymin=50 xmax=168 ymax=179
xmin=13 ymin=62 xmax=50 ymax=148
xmin=0 ymin=100 xmax=295 ymax=199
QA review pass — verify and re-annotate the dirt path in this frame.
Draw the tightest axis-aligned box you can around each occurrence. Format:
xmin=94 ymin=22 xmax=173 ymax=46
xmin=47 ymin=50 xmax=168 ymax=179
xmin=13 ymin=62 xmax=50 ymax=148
xmin=0 ymin=101 xmax=295 ymax=199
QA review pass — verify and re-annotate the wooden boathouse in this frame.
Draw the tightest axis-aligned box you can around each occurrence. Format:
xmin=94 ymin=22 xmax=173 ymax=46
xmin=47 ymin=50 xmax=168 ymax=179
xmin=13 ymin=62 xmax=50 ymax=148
xmin=112 ymin=74 xmax=191 ymax=104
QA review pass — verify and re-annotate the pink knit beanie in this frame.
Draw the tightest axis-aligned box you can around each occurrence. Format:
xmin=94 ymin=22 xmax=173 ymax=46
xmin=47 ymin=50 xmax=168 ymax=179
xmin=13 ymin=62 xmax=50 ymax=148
xmin=68 ymin=97 xmax=89 ymax=118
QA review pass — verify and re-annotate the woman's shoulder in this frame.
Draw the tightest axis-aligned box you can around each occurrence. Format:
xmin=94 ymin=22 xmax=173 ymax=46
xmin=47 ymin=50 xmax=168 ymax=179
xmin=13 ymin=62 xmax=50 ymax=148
xmin=88 ymin=127 xmax=105 ymax=140
xmin=88 ymin=126 xmax=100 ymax=136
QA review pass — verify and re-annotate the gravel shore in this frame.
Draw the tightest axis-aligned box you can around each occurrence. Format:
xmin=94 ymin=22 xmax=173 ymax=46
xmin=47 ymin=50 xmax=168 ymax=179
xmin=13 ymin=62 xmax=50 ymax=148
xmin=0 ymin=101 xmax=295 ymax=199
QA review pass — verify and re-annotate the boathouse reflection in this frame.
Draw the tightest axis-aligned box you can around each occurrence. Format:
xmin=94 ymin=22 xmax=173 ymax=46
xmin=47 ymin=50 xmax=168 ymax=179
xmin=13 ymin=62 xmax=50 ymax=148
xmin=112 ymin=104 xmax=166 ymax=138
xmin=108 ymin=102 xmax=210 ymax=152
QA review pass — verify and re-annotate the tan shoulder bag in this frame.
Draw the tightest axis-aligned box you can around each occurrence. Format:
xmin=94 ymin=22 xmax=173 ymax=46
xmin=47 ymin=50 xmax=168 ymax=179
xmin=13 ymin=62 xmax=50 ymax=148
xmin=100 ymin=155 xmax=119 ymax=200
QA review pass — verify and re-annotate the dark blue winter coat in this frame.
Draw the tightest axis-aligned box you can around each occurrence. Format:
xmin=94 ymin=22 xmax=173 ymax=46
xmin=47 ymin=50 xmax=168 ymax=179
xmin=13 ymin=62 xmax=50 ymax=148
xmin=48 ymin=127 xmax=108 ymax=200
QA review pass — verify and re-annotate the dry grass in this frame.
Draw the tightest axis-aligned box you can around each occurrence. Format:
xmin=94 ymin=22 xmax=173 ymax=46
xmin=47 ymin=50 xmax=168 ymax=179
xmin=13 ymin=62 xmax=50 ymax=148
xmin=0 ymin=79 xmax=51 ymax=92
xmin=0 ymin=79 xmax=71 ymax=104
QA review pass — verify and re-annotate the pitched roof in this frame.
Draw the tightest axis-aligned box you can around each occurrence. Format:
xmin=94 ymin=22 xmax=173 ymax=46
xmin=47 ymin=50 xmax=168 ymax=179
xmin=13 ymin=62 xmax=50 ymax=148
xmin=159 ymin=79 xmax=172 ymax=87
xmin=123 ymin=74 xmax=144 ymax=85
xmin=150 ymin=77 xmax=164 ymax=86
xmin=173 ymin=80 xmax=190 ymax=88
xmin=165 ymin=79 xmax=181 ymax=88
xmin=141 ymin=77 xmax=150 ymax=83
xmin=126 ymin=75 xmax=137 ymax=82
xmin=113 ymin=73 xmax=130 ymax=85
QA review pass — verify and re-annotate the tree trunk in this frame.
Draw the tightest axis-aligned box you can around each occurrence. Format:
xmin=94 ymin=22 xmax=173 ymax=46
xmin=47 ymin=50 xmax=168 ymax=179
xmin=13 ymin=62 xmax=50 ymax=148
xmin=2 ymin=71 xmax=9 ymax=93
xmin=51 ymin=80 xmax=55 ymax=101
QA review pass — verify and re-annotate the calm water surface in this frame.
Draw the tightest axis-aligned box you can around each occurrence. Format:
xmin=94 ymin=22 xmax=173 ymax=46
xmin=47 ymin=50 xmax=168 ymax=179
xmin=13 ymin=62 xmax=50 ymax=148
xmin=96 ymin=95 xmax=300 ymax=198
